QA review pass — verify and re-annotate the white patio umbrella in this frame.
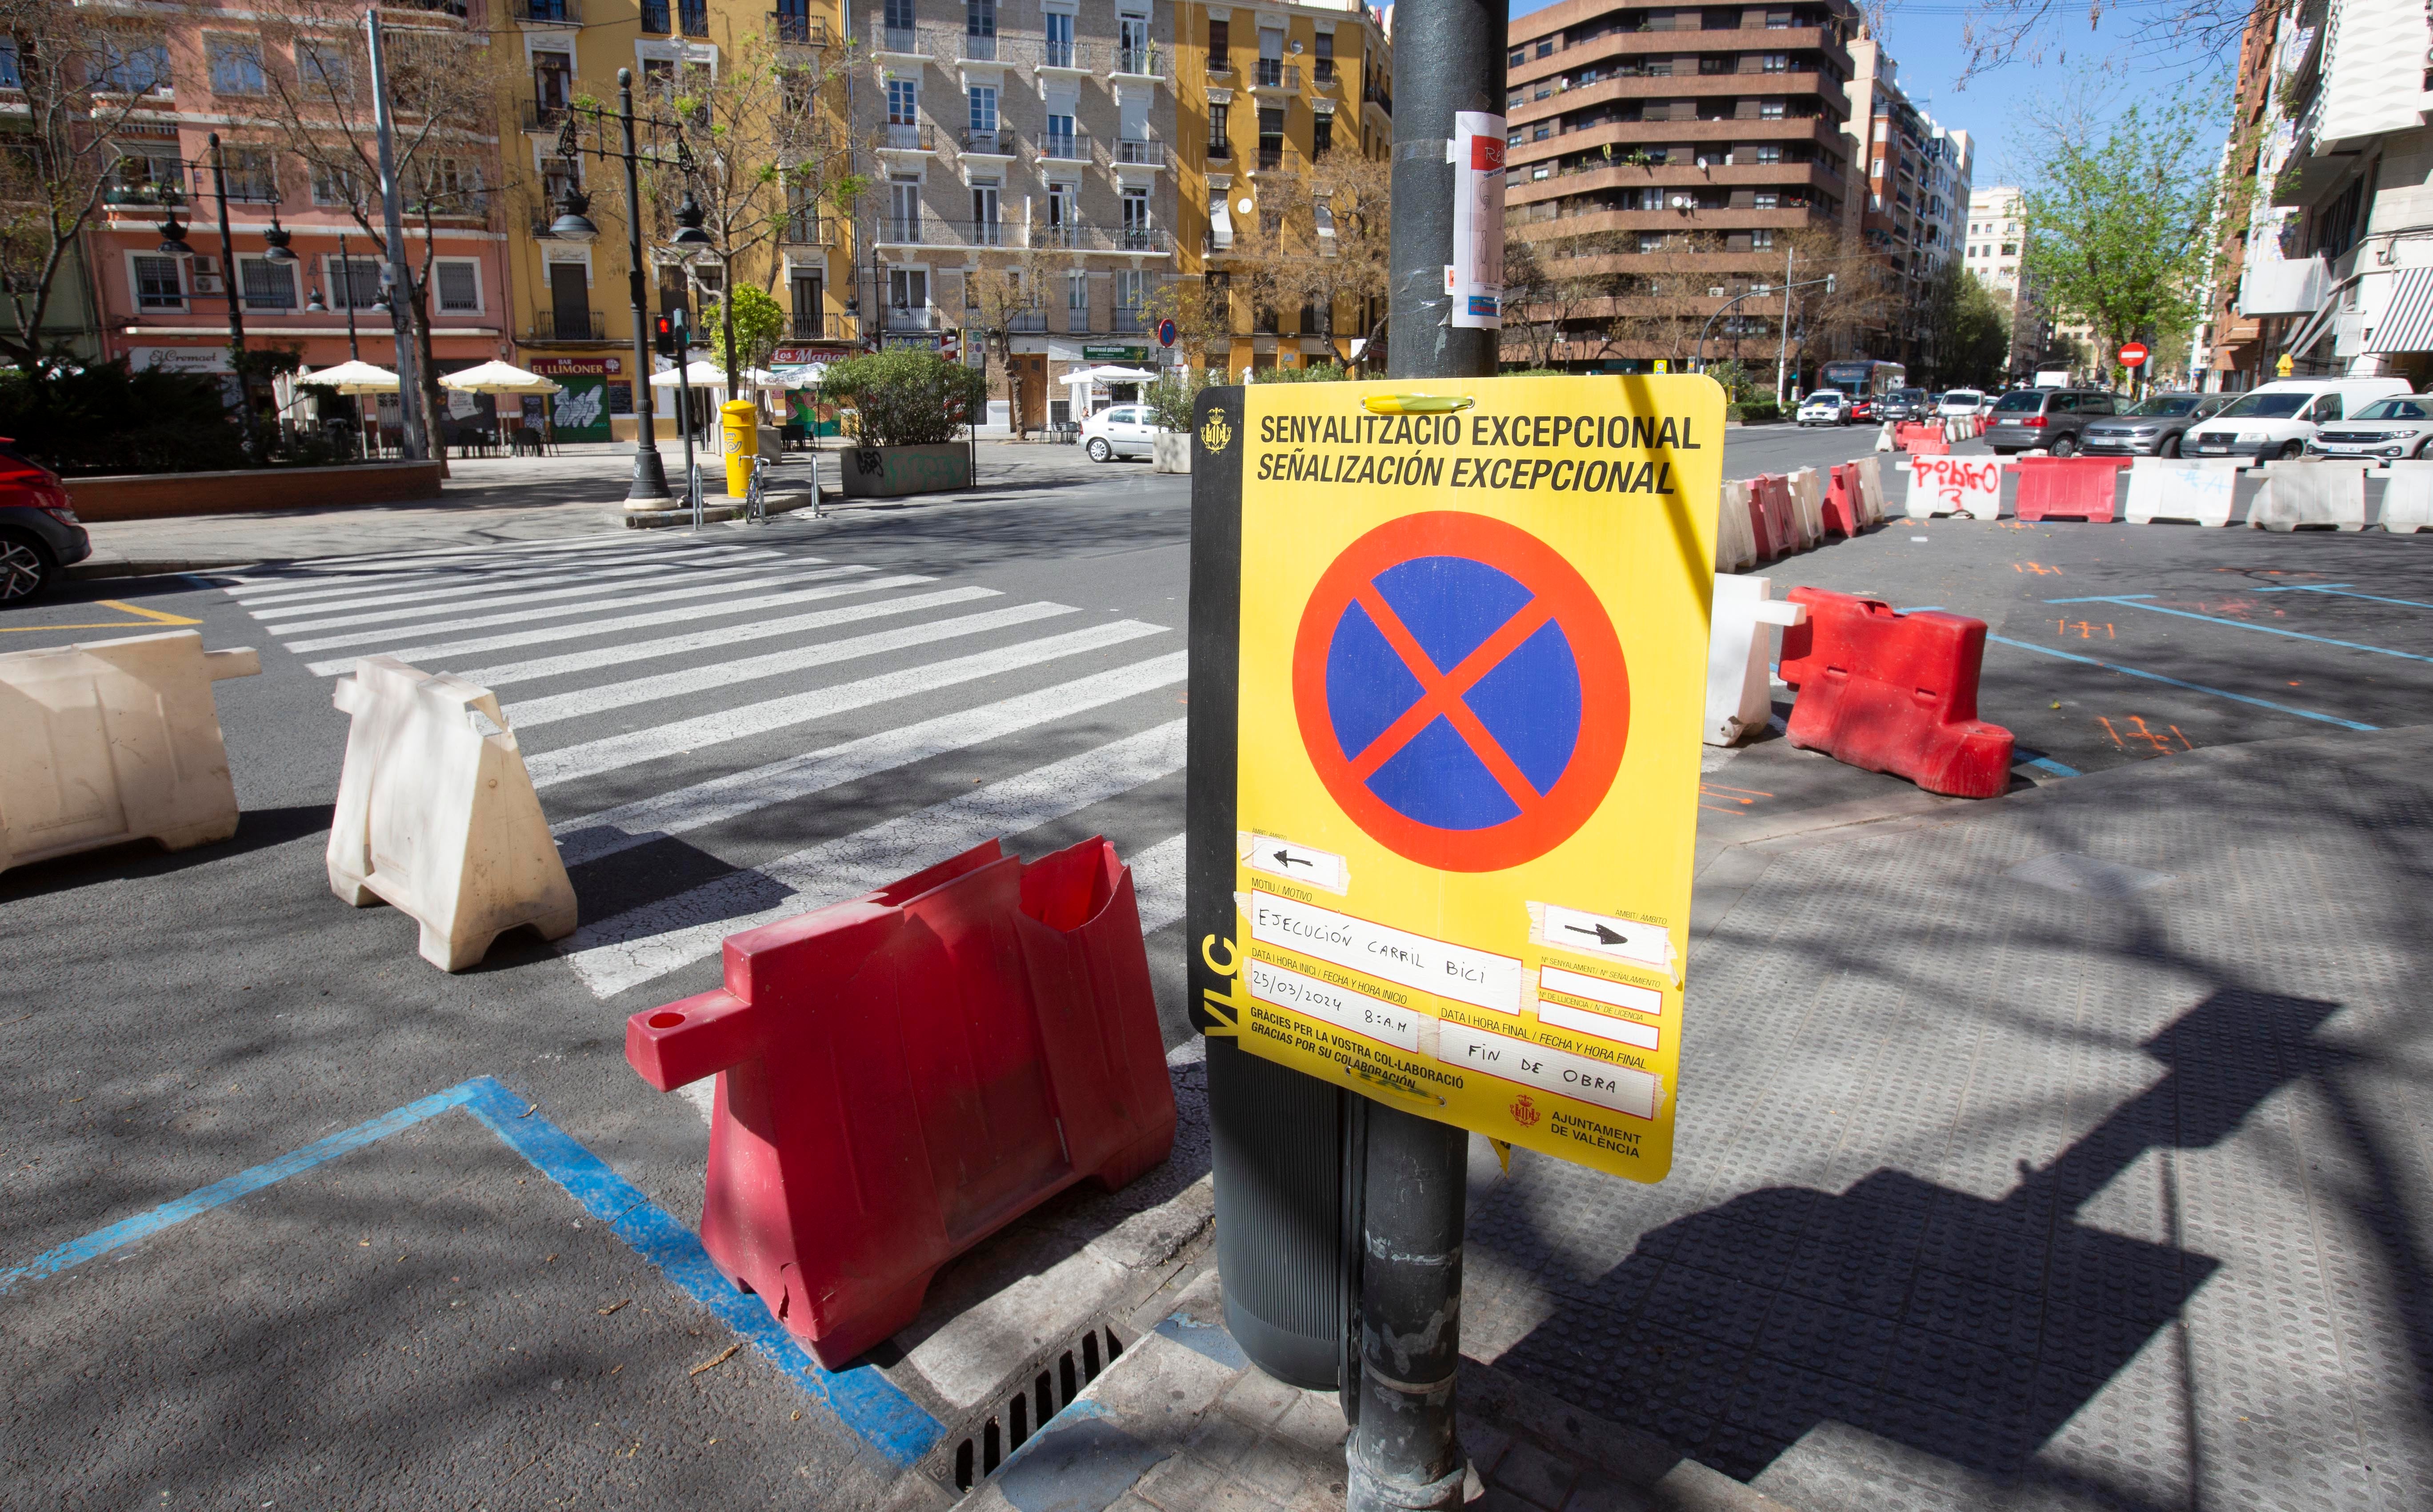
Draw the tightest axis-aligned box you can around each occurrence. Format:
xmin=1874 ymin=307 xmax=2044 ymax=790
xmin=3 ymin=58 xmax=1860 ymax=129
xmin=437 ymin=360 xmax=563 ymax=396
xmin=294 ymin=360 xmax=400 ymax=458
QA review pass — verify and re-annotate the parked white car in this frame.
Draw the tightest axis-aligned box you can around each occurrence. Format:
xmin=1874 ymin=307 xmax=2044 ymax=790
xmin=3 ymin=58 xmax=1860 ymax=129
xmin=2186 ymin=377 xmax=2413 ymax=464
xmin=1796 ymin=391 xmax=1851 ymax=427
xmin=2308 ymin=394 xmax=2433 ymax=461
xmin=1937 ymin=389 xmax=1985 ymax=418
xmin=1080 ymin=404 xmax=1158 ymax=461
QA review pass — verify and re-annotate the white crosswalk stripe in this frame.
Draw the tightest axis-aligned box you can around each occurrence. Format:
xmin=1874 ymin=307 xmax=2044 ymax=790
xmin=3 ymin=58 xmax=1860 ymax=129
xmin=224 ymin=534 xmax=1189 ymax=1004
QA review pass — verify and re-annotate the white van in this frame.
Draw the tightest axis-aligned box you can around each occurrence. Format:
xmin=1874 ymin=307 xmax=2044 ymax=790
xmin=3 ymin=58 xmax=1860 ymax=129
xmin=2185 ymin=377 xmax=2414 ymax=464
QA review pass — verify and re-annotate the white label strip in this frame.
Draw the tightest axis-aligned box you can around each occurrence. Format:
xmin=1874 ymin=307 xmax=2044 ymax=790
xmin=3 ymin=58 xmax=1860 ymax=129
xmin=1435 ymin=1020 xmax=1660 ymax=1119
xmin=1247 ymin=958 xmax=1422 ymax=1051
xmin=1245 ymin=892 xmax=1521 ymax=1015
xmin=1537 ymin=964 xmax=1664 ymax=1018
xmin=1532 ymin=902 xmax=1676 ymax=977
xmin=1534 ymin=999 xmax=1660 ymax=1052
xmin=1237 ymin=833 xmax=1349 ymax=894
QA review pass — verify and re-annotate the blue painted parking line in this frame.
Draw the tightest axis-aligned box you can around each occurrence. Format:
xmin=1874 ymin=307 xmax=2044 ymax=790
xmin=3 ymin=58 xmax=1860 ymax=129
xmin=1981 ymin=635 xmax=2381 ymax=731
xmin=2013 ymin=750 xmax=2081 ymax=778
xmin=2046 ymin=594 xmax=2433 ymax=665
xmin=0 ymin=1075 xmax=944 ymax=1466
xmin=2250 ymin=583 xmax=2433 ymax=611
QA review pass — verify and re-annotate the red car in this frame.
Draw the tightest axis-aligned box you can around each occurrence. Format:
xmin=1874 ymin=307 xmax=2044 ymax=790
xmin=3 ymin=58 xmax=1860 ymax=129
xmin=0 ymin=440 xmax=92 ymax=604
xmin=1847 ymin=395 xmax=1878 ymax=422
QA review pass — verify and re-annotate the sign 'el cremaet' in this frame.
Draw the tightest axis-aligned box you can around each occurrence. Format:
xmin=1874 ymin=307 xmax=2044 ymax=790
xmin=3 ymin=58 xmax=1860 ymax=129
xmin=1210 ymin=374 xmax=1723 ymax=1182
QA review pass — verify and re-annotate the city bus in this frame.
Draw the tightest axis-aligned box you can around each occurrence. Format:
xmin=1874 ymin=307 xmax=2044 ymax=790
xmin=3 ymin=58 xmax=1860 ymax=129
xmin=1816 ymin=359 xmax=1908 ymax=416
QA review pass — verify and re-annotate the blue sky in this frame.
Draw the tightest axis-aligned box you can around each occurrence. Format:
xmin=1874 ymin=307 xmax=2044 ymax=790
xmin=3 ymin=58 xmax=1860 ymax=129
xmin=1478 ymin=0 xmax=2237 ymax=192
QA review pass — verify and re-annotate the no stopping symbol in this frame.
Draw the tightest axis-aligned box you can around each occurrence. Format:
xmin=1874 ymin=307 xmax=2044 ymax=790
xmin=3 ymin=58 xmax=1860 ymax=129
xmin=1292 ymin=512 xmax=1628 ymax=872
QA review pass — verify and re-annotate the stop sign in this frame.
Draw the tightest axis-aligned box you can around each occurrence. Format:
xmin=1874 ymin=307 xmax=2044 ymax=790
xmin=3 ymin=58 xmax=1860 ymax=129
xmin=2119 ymin=342 xmax=2149 ymax=368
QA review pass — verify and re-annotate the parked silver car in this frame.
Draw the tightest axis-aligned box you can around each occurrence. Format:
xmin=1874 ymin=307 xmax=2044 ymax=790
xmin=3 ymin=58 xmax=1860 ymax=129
xmin=2308 ymin=395 xmax=2433 ymax=460
xmin=2080 ymin=392 xmax=2233 ymax=458
xmin=1984 ymin=388 xmax=2119 ymax=455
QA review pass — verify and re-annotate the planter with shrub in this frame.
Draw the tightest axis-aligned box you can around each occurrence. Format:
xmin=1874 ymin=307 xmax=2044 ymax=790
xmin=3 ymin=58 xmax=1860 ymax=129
xmin=820 ymin=351 xmax=987 ymax=498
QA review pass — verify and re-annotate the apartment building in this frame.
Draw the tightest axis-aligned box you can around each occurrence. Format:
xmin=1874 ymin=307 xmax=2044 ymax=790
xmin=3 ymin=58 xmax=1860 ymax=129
xmin=1172 ymin=0 xmax=1394 ymax=376
xmin=1841 ymin=36 xmax=1969 ymax=371
xmin=2202 ymin=0 xmax=2431 ymax=389
xmin=508 ymin=0 xmax=853 ymax=439
xmin=1962 ymin=185 xmax=2051 ymax=378
xmin=1499 ymin=0 xmax=1863 ymax=375
xmin=860 ymin=0 xmax=1180 ymax=426
xmin=77 ymin=6 xmax=510 ymax=432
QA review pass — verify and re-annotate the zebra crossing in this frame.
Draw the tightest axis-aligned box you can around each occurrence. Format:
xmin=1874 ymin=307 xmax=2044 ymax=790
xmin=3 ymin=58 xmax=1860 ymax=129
xmin=216 ymin=530 xmax=1191 ymax=1001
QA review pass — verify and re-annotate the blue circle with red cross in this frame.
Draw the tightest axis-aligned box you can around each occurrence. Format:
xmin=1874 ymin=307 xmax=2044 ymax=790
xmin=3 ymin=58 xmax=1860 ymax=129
xmin=1292 ymin=512 xmax=1629 ymax=872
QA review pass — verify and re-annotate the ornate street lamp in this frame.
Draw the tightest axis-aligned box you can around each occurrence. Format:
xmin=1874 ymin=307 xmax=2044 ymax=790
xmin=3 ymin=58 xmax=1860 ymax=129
xmin=158 ymin=213 xmax=196 ymax=258
xmin=547 ymin=115 xmax=600 ymax=243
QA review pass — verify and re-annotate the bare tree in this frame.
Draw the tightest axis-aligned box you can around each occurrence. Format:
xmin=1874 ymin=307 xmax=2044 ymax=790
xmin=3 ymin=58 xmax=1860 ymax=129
xmin=231 ymin=0 xmax=498 ymax=454
xmin=0 ymin=0 xmax=190 ymax=370
xmin=1264 ymin=145 xmax=1391 ymax=364
xmin=1142 ymin=275 xmax=1235 ymax=374
xmin=963 ymin=248 xmax=1049 ymax=436
xmin=1500 ymin=233 xmax=1620 ymax=368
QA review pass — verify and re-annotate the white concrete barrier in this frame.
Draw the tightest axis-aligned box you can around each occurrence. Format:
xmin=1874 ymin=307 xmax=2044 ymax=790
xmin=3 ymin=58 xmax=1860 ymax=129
xmin=1705 ymin=574 xmax=1805 ymax=747
xmin=0 ymin=630 xmax=259 ymax=876
xmin=327 ymin=656 xmax=578 ymax=972
xmin=1874 ymin=422 xmax=1896 ymax=452
xmin=2380 ymin=460 xmax=2433 ymax=532
xmin=1905 ymin=456 xmax=2005 ymax=521
xmin=1852 ymin=455 xmax=1887 ymax=525
xmin=2125 ymin=458 xmax=2243 ymax=527
xmin=2251 ymin=460 xmax=2370 ymax=532
xmin=1785 ymin=467 xmax=1826 ymax=548
xmin=1716 ymin=477 xmax=1759 ymax=572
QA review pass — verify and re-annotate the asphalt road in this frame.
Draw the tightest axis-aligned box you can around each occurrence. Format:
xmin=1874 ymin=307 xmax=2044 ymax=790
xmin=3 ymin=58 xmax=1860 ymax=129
xmin=12 ymin=421 xmax=2427 ymax=1509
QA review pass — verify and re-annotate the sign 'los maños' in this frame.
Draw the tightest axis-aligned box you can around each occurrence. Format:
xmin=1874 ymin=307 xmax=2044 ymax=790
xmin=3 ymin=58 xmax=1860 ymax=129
xmin=1205 ymin=374 xmax=1723 ymax=1181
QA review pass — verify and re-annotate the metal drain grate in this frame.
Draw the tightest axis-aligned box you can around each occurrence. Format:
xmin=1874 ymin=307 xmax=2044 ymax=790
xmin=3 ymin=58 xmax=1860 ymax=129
xmin=924 ymin=1320 xmax=1127 ymax=1494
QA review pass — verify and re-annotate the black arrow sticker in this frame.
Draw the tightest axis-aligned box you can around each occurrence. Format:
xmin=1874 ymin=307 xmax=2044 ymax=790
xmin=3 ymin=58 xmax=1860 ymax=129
xmin=1272 ymin=850 xmax=1313 ymax=869
xmin=1564 ymin=923 xmax=1629 ymax=945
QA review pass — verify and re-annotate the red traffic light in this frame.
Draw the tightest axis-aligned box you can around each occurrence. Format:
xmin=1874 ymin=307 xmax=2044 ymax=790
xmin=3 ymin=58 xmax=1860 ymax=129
xmin=655 ymin=315 xmax=674 ymax=336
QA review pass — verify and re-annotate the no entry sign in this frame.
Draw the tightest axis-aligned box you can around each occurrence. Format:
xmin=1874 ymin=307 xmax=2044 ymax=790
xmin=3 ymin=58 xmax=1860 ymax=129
xmin=2119 ymin=343 xmax=2149 ymax=368
xmin=1228 ymin=375 xmax=1723 ymax=1180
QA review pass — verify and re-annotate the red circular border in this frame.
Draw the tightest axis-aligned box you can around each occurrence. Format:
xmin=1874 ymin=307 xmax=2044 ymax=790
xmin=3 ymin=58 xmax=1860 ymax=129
xmin=1291 ymin=512 xmax=1629 ymax=873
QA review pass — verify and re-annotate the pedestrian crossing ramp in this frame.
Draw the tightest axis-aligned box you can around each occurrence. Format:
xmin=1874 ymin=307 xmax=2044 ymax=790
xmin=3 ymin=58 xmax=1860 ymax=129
xmin=216 ymin=531 xmax=1191 ymax=991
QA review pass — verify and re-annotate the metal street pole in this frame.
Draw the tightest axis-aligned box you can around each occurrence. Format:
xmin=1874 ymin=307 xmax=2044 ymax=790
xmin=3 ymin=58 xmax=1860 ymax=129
xmin=340 ymin=232 xmax=360 ymax=362
xmin=617 ymin=68 xmax=671 ymax=504
xmin=1774 ymin=245 xmax=1795 ymax=406
xmin=1354 ymin=0 xmax=1503 ymax=1506
xmin=204 ymin=134 xmax=260 ymax=460
xmin=364 ymin=8 xmax=426 ymax=460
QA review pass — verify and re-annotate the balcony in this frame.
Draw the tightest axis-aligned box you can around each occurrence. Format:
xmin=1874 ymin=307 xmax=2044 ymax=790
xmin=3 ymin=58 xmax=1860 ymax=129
xmin=1207 ymin=57 xmax=1235 ymax=82
xmin=1111 ymin=46 xmax=1163 ymax=80
xmin=780 ymin=212 xmax=831 ymax=245
xmin=1206 ymin=138 xmax=1233 ymax=162
xmin=959 ymin=30 xmax=998 ymax=61
xmin=1253 ymin=59 xmax=1300 ymax=92
xmin=2239 ymin=256 xmax=2329 ymax=317
xmin=529 ymin=308 xmax=608 ymax=342
xmin=508 ymin=0 xmax=580 ymax=23
xmin=1033 ymin=37 xmax=1094 ymax=72
xmin=768 ymin=10 xmax=827 ymax=45
xmin=789 ymin=313 xmax=852 ymax=340
xmin=874 ymin=24 xmax=921 ymax=59
xmin=885 ymin=306 xmax=936 ymax=331
xmin=1257 ymin=140 xmax=1286 ymax=172
xmin=962 ymin=128 xmax=1016 ymax=157
xmin=1112 ymin=305 xmax=1147 ymax=333
xmin=1314 ymin=59 xmax=1336 ymax=86
xmin=1034 ymin=221 xmax=1080 ymax=249
xmin=1364 ymin=81 xmax=1391 ymax=115
xmin=1114 ymin=138 xmax=1165 ymax=167
xmin=678 ymin=0 xmax=708 ymax=36
xmin=522 ymin=98 xmax=568 ymax=131
xmin=1112 ymin=227 xmax=1168 ymax=253
xmin=1038 ymin=131 xmax=1092 ymax=162
xmin=878 ymin=122 xmax=936 ymax=153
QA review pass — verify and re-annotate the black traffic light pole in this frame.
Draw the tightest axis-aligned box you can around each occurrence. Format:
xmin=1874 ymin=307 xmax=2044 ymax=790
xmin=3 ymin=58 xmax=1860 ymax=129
xmin=617 ymin=68 xmax=672 ymax=504
xmin=1348 ymin=0 xmax=1505 ymax=1506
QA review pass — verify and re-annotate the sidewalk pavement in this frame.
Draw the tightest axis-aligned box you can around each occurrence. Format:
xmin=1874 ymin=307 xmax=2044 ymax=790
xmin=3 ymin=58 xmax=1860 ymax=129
xmin=949 ymin=726 xmax=2433 ymax=1512
xmin=64 ymin=441 xmax=1140 ymax=580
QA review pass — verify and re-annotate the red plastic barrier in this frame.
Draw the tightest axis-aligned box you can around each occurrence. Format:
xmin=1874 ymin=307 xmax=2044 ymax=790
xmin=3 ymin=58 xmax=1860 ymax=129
xmin=1777 ymin=588 xmax=2015 ymax=799
xmin=1750 ymin=473 xmax=1796 ymax=559
xmin=1822 ymin=463 xmax=1862 ymax=537
xmin=2013 ymin=456 xmax=2128 ymax=522
xmin=1894 ymin=422 xmax=1948 ymax=455
xmin=626 ymin=835 xmax=1175 ymax=1368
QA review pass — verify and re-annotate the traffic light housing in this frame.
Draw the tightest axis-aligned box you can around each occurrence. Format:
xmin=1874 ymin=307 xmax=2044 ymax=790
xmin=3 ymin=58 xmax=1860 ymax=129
xmin=653 ymin=314 xmax=676 ymax=358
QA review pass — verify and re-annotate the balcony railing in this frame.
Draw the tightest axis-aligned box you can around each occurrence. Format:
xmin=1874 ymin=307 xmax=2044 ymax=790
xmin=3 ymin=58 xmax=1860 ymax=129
xmin=640 ymin=0 xmax=668 ymax=31
xmin=1206 ymin=56 xmax=1234 ymax=80
xmin=962 ymin=128 xmax=1015 ymax=156
xmin=523 ymin=98 xmax=568 ymax=131
xmin=769 ymin=9 xmax=826 ymax=44
xmin=509 ymin=0 xmax=580 ymax=23
xmin=1257 ymin=141 xmax=1285 ymax=171
xmin=1035 ymin=221 xmax=1079 ymax=249
xmin=1112 ymin=46 xmax=1161 ymax=77
xmin=780 ymin=212 xmax=829 ymax=244
xmin=1113 ymin=227 xmax=1169 ymax=252
xmin=960 ymin=30 xmax=998 ymax=60
xmin=1114 ymin=138 xmax=1165 ymax=166
xmin=885 ymin=306 xmax=936 ymax=331
xmin=1254 ymin=59 xmax=1299 ymax=89
xmin=1364 ymin=82 xmax=1392 ymax=114
xmin=678 ymin=0 xmax=708 ymax=35
xmin=1039 ymin=131 xmax=1092 ymax=161
xmin=1112 ymin=305 xmax=1146 ymax=332
xmin=530 ymin=308 xmax=607 ymax=341
xmin=880 ymin=122 xmax=936 ymax=151
xmin=789 ymin=313 xmax=852 ymax=340
xmin=968 ymin=218 xmax=1008 ymax=246
xmin=1035 ymin=37 xmax=1090 ymax=68
xmin=876 ymin=24 xmax=918 ymax=53
xmin=1206 ymin=138 xmax=1233 ymax=161
xmin=1313 ymin=58 xmax=1335 ymax=84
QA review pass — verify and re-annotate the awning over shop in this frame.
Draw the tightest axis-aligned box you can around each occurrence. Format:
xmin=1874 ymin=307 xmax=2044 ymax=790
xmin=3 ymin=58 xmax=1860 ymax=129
xmin=2367 ymin=266 xmax=2433 ymax=354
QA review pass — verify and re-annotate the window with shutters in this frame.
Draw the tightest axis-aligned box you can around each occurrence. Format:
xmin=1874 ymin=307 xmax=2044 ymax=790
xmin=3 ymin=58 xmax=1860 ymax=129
xmin=132 ymin=254 xmax=184 ymax=310
xmin=239 ymin=255 xmax=297 ymax=312
xmin=435 ymin=260 xmax=481 ymax=313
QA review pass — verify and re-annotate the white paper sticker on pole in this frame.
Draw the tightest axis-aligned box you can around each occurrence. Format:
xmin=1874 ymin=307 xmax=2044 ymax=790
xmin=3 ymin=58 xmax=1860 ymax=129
xmin=1449 ymin=112 xmax=1506 ymax=329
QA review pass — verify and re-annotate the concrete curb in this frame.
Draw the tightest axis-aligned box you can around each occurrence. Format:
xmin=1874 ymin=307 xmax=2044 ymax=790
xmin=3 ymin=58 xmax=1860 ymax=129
xmin=67 ymin=556 xmax=261 ymax=581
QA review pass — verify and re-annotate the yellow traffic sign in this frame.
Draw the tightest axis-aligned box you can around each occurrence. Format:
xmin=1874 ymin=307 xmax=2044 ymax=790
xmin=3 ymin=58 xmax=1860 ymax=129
xmin=1221 ymin=374 xmax=1722 ymax=1181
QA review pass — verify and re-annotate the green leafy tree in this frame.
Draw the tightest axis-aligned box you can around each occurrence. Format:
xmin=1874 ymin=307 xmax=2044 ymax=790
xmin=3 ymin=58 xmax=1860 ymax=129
xmin=1920 ymin=268 xmax=2013 ymax=388
xmin=1144 ymin=367 xmax=1209 ymax=432
xmin=708 ymin=284 xmax=787 ymax=373
xmin=2020 ymin=95 xmax=2217 ymax=391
